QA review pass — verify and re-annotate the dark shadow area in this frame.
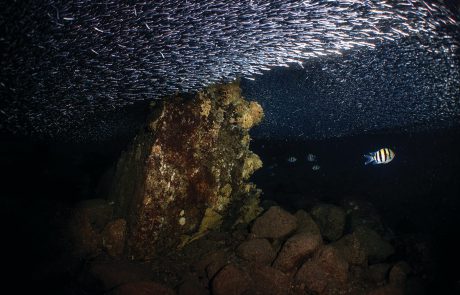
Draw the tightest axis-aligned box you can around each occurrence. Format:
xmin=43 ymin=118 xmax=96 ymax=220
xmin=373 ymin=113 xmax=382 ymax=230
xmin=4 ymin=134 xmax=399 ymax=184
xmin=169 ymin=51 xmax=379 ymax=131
xmin=0 ymin=132 xmax=132 ymax=292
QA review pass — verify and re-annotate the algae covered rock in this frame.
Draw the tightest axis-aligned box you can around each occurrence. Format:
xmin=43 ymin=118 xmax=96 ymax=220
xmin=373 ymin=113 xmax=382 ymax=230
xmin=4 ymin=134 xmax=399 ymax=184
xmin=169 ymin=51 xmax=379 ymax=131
xmin=108 ymin=81 xmax=264 ymax=260
xmin=311 ymin=204 xmax=346 ymax=242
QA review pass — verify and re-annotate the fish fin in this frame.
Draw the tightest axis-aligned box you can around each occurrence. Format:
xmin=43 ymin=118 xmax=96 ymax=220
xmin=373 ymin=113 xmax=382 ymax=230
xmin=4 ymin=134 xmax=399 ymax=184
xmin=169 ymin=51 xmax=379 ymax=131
xmin=364 ymin=154 xmax=374 ymax=165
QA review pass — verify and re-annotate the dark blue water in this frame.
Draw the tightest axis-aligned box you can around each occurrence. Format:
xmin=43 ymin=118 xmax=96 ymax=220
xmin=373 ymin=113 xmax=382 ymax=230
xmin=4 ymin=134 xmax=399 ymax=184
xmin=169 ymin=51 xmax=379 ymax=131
xmin=250 ymin=128 xmax=460 ymax=293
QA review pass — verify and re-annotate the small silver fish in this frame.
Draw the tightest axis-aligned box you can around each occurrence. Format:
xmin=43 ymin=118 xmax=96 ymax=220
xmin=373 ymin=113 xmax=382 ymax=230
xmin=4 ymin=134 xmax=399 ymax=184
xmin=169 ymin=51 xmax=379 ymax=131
xmin=307 ymin=153 xmax=317 ymax=162
xmin=312 ymin=165 xmax=320 ymax=171
xmin=287 ymin=156 xmax=297 ymax=163
xmin=364 ymin=148 xmax=395 ymax=165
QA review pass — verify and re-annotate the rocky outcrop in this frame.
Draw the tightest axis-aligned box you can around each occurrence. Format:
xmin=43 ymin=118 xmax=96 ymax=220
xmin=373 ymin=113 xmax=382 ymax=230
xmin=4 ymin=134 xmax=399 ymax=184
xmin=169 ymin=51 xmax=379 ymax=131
xmin=107 ymin=81 xmax=264 ymax=260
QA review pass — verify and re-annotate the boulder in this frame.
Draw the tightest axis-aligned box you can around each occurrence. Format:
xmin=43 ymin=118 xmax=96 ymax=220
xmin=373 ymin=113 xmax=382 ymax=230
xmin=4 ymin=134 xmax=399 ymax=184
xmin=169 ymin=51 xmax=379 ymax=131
xmin=237 ymin=239 xmax=276 ymax=265
xmin=273 ymin=233 xmax=322 ymax=273
xmin=102 ymin=218 xmax=127 ymax=257
xmin=331 ymin=233 xmax=367 ymax=266
xmin=251 ymin=206 xmax=297 ymax=239
xmin=192 ymin=250 xmax=229 ymax=282
xmin=249 ymin=265 xmax=291 ymax=295
xmin=311 ymin=204 xmax=346 ymax=241
xmin=353 ymin=226 xmax=394 ymax=263
xmin=294 ymin=210 xmax=321 ymax=236
xmin=295 ymin=245 xmax=349 ymax=294
xmin=212 ymin=264 xmax=251 ymax=295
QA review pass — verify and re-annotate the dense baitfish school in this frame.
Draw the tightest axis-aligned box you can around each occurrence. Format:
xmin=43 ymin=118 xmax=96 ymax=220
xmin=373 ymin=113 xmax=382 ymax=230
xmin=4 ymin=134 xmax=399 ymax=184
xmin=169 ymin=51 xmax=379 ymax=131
xmin=0 ymin=0 xmax=459 ymax=140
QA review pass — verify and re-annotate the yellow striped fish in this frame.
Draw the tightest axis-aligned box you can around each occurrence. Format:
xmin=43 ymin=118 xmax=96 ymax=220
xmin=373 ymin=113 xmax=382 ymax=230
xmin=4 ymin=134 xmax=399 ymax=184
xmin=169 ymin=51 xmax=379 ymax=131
xmin=364 ymin=148 xmax=395 ymax=165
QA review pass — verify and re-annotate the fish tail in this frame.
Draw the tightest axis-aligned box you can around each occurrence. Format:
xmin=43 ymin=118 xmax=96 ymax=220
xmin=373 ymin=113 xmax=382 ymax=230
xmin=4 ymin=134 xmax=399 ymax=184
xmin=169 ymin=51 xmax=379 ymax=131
xmin=364 ymin=154 xmax=374 ymax=165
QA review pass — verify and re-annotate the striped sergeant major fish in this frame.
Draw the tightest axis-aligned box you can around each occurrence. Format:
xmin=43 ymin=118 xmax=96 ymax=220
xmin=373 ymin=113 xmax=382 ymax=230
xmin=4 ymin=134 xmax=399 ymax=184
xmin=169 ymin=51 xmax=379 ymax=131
xmin=364 ymin=148 xmax=395 ymax=165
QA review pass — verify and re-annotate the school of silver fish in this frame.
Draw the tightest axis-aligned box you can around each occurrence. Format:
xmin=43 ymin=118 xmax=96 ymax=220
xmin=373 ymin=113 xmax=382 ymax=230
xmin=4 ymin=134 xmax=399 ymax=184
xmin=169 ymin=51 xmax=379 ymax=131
xmin=0 ymin=0 xmax=458 ymax=140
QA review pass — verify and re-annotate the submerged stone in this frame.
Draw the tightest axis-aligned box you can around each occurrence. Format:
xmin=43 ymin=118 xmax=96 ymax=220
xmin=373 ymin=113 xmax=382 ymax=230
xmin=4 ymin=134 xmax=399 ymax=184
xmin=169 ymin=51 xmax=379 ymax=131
xmin=273 ymin=233 xmax=322 ymax=273
xmin=295 ymin=245 xmax=349 ymax=294
xmin=311 ymin=204 xmax=346 ymax=242
xmin=331 ymin=233 xmax=368 ymax=266
xmin=108 ymin=81 xmax=263 ymax=260
xmin=237 ymin=239 xmax=276 ymax=265
xmin=251 ymin=206 xmax=297 ymax=239
xmin=102 ymin=218 xmax=127 ymax=258
xmin=211 ymin=264 xmax=251 ymax=295
xmin=353 ymin=226 xmax=395 ymax=264
xmin=294 ymin=210 xmax=321 ymax=236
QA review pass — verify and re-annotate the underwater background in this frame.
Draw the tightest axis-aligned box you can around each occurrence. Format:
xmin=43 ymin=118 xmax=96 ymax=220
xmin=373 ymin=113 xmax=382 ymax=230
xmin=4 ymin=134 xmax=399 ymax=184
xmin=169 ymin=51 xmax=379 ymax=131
xmin=1 ymin=0 xmax=460 ymax=294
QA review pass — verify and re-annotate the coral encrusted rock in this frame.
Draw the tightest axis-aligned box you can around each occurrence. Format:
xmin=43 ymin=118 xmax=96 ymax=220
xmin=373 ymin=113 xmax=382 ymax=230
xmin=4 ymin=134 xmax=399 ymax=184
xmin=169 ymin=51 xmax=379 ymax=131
xmin=108 ymin=81 xmax=263 ymax=260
